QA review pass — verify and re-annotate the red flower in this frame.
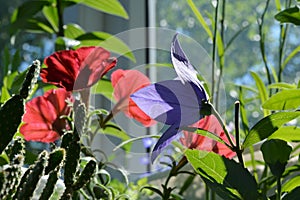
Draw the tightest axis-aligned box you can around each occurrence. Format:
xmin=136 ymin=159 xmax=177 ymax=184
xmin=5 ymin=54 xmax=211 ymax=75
xmin=20 ymin=88 xmax=73 ymax=142
xmin=111 ymin=69 xmax=156 ymax=127
xmin=41 ymin=46 xmax=117 ymax=91
xmin=180 ymin=115 xmax=236 ymax=158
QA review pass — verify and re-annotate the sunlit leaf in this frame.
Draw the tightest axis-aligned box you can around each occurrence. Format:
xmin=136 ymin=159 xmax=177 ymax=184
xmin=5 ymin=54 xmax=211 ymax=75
xmin=181 ymin=127 xmax=226 ymax=145
xmin=76 ymin=32 xmax=135 ymax=62
xmin=282 ymin=45 xmax=300 ymax=70
xmin=43 ymin=4 xmax=59 ymax=32
xmin=91 ymin=78 xmax=114 ymax=101
xmin=55 ymin=37 xmax=67 ymax=51
xmin=64 ymin=23 xmax=85 ymax=39
xmin=263 ymin=89 xmax=300 ymax=110
xmin=66 ymin=0 xmax=128 ymax=19
xmin=282 ymin=176 xmax=300 ymax=193
xmin=185 ymin=149 xmax=262 ymax=200
xmin=275 ymin=6 xmax=300 ymax=25
xmin=268 ymin=126 xmax=300 ymax=142
xmin=0 ymin=87 xmax=10 ymax=103
xmin=242 ymin=111 xmax=300 ymax=148
xmin=239 ymin=87 xmax=250 ymax=135
xmin=268 ymin=82 xmax=297 ymax=90
xmin=186 ymin=0 xmax=213 ymax=39
xmin=250 ymin=71 xmax=269 ymax=116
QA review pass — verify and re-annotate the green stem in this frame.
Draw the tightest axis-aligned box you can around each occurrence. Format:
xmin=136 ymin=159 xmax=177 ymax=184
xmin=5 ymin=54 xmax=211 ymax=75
xmin=205 ymin=184 xmax=209 ymax=200
xmin=215 ymin=0 xmax=226 ymax=110
xmin=234 ymin=101 xmax=244 ymax=167
xmin=278 ymin=0 xmax=291 ymax=82
xmin=276 ymin=177 xmax=282 ymax=200
xmin=211 ymin=190 xmax=216 ymax=200
xmin=258 ymin=0 xmax=272 ymax=89
xmin=211 ymin=0 xmax=219 ymax=103
xmin=100 ymin=112 xmax=114 ymax=128
xmin=209 ymin=103 xmax=235 ymax=148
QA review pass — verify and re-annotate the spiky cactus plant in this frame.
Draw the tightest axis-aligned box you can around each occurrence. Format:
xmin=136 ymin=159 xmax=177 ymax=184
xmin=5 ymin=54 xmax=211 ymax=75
xmin=0 ymin=60 xmax=40 ymax=154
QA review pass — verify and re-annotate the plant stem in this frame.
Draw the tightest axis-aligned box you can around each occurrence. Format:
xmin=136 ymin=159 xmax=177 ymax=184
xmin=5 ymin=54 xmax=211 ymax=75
xmin=211 ymin=0 xmax=219 ymax=103
xmin=215 ymin=0 xmax=226 ymax=110
xmin=278 ymin=0 xmax=291 ymax=82
xmin=205 ymin=184 xmax=209 ymax=200
xmin=276 ymin=177 xmax=282 ymax=200
xmin=209 ymin=103 xmax=235 ymax=148
xmin=56 ymin=0 xmax=64 ymax=37
xmin=101 ymin=112 xmax=114 ymax=128
xmin=234 ymin=101 xmax=244 ymax=167
xmin=258 ymin=0 xmax=272 ymax=89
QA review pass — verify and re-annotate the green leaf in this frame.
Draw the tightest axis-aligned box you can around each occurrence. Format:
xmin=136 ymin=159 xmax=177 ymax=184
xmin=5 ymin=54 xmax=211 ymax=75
xmin=101 ymin=122 xmax=132 ymax=151
xmin=282 ymin=45 xmax=300 ymax=71
xmin=70 ymin=0 xmax=128 ymax=19
xmin=275 ymin=0 xmax=281 ymax=11
xmin=10 ymin=0 xmax=51 ymax=34
xmin=283 ymin=186 xmax=300 ymax=200
xmin=12 ymin=17 xmax=55 ymax=34
xmin=113 ymin=135 xmax=160 ymax=152
xmin=186 ymin=0 xmax=213 ymax=39
xmin=181 ymin=127 xmax=227 ymax=145
xmin=3 ymin=71 xmax=19 ymax=90
xmin=275 ymin=6 xmax=300 ymax=25
xmin=250 ymin=71 xmax=269 ymax=116
xmin=2 ymin=47 xmax=10 ymax=76
xmin=55 ymin=37 xmax=67 ymax=51
xmin=282 ymin=176 xmax=300 ymax=193
xmin=11 ymin=0 xmax=50 ymax=23
xmin=268 ymin=82 xmax=297 ymax=90
xmin=10 ymin=69 xmax=28 ymax=94
xmin=261 ymin=139 xmax=292 ymax=177
xmin=239 ymin=87 xmax=250 ymax=135
xmin=64 ymin=23 xmax=85 ymax=39
xmin=11 ymin=50 xmax=21 ymax=72
xmin=43 ymin=4 xmax=59 ymax=32
xmin=91 ymin=78 xmax=114 ymax=101
xmin=76 ymin=32 xmax=135 ymax=62
xmin=1 ymin=87 xmax=10 ymax=103
xmin=263 ymin=89 xmax=300 ymax=110
xmin=268 ymin=126 xmax=300 ymax=142
xmin=242 ymin=111 xmax=300 ymax=148
xmin=185 ymin=149 xmax=262 ymax=200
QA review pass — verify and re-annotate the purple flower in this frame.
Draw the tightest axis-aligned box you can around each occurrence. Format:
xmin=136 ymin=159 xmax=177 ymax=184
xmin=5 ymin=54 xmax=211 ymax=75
xmin=131 ymin=34 xmax=209 ymax=162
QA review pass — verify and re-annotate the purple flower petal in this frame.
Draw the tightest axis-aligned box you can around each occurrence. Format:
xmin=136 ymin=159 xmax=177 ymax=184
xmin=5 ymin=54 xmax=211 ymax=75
xmin=131 ymin=80 xmax=207 ymax=126
xmin=131 ymin=33 xmax=210 ymax=162
xmin=171 ymin=34 xmax=208 ymax=97
xmin=151 ymin=125 xmax=180 ymax=162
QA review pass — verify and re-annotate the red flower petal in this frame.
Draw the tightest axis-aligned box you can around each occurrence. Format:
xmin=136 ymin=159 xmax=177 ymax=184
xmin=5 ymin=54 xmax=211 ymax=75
xmin=41 ymin=47 xmax=117 ymax=91
xmin=180 ymin=115 xmax=236 ymax=159
xmin=111 ymin=69 xmax=156 ymax=126
xmin=75 ymin=47 xmax=117 ymax=90
xmin=20 ymin=88 xmax=73 ymax=142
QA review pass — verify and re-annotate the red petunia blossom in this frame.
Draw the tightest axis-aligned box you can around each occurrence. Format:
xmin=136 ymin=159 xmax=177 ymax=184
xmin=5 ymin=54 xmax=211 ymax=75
xmin=111 ymin=69 xmax=156 ymax=127
xmin=180 ymin=115 xmax=236 ymax=159
xmin=41 ymin=46 xmax=117 ymax=91
xmin=20 ymin=88 xmax=73 ymax=142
